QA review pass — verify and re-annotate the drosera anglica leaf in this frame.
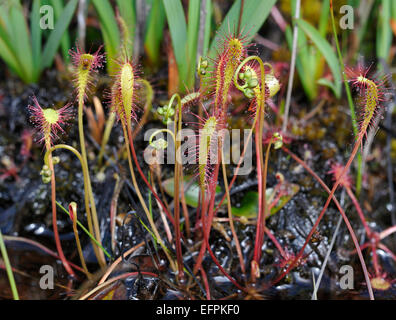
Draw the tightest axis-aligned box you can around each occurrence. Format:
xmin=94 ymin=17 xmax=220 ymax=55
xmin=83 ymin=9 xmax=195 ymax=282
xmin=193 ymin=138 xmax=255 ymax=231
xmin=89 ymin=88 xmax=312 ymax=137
xmin=231 ymin=183 xmax=300 ymax=218
xmin=162 ymin=176 xmax=299 ymax=218
xmin=162 ymin=175 xmax=224 ymax=208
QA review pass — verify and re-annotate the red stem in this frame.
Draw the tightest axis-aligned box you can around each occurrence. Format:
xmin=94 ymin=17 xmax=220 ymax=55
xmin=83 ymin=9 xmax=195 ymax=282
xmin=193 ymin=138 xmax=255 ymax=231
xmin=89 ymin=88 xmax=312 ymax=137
xmin=198 ymin=157 xmax=247 ymax=292
xmin=346 ymin=185 xmax=382 ymax=275
xmin=3 ymin=236 xmax=84 ymax=273
xmin=279 ymin=146 xmax=374 ymax=299
xmin=127 ymin=126 xmax=175 ymax=227
xmin=371 ymin=242 xmax=381 ymax=277
xmin=380 ymin=225 xmax=396 ymax=240
xmin=174 ymin=147 xmax=184 ymax=279
xmin=200 ymin=267 xmax=211 ymax=300
xmin=48 ymin=154 xmax=76 ymax=278
xmin=253 ymin=119 xmax=264 ymax=266
xmin=193 ymin=163 xmax=220 ymax=274
xmin=345 ymin=186 xmax=372 ymax=236
xmin=265 ymin=227 xmax=287 ymax=258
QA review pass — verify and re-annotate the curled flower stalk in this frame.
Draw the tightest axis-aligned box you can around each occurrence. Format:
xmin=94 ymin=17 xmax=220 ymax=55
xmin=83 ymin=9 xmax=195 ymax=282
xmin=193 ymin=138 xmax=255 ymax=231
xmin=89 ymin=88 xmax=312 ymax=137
xmin=70 ymin=46 xmax=106 ymax=267
xmin=28 ymin=96 xmax=76 ymax=278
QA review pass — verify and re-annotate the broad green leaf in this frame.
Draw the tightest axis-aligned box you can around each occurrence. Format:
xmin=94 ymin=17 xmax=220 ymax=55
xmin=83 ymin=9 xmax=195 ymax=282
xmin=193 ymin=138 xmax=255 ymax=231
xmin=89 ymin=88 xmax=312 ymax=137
xmin=232 ymin=183 xmax=300 ymax=218
xmin=231 ymin=191 xmax=259 ymax=218
xmin=162 ymin=175 xmax=224 ymax=208
xmin=162 ymin=176 xmax=299 ymax=219
xmin=296 ymin=18 xmax=341 ymax=98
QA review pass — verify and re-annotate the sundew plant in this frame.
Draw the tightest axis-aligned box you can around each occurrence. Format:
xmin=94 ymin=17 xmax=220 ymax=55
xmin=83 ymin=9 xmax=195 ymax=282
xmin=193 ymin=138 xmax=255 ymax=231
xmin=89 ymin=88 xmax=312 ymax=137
xmin=0 ymin=0 xmax=396 ymax=302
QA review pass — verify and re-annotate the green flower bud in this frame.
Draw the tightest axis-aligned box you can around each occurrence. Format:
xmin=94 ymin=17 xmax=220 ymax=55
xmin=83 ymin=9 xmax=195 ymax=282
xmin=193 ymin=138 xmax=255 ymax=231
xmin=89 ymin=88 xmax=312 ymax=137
xmin=244 ymin=69 xmax=252 ymax=80
xmin=151 ymin=138 xmax=168 ymax=150
xmin=200 ymin=58 xmax=208 ymax=69
xmin=42 ymin=176 xmax=51 ymax=184
xmin=273 ymin=132 xmax=283 ymax=149
xmin=244 ymin=88 xmax=255 ymax=99
xmin=248 ymin=78 xmax=259 ymax=88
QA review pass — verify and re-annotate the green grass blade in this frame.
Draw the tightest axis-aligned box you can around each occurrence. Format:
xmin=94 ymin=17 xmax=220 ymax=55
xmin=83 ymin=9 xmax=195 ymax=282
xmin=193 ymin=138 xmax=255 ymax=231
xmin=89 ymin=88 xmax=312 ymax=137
xmin=40 ymin=0 xmax=77 ymax=70
xmin=0 ymin=230 xmax=19 ymax=300
xmin=357 ymin=0 xmax=375 ymax=48
xmin=285 ymin=25 xmax=316 ymax=101
xmin=318 ymin=0 xmax=329 ymax=37
xmin=116 ymin=0 xmax=135 ymax=55
xmin=30 ymin=0 xmax=42 ymax=81
xmin=202 ymin=0 xmax=212 ymax=56
xmin=208 ymin=0 xmax=276 ymax=58
xmin=377 ymin=0 xmax=392 ymax=62
xmin=185 ymin=0 xmax=200 ymax=87
xmin=0 ymin=3 xmax=23 ymax=76
xmin=56 ymin=201 xmax=112 ymax=259
xmin=9 ymin=0 xmax=34 ymax=82
xmin=0 ymin=36 xmax=23 ymax=77
xmin=392 ymin=0 xmax=396 ymax=23
xmin=296 ymin=18 xmax=341 ymax=98
xmin=317 ymin=77 xmax=337 ymax=94
xmin=49 ymin=0 xmax=71 ymax=63
xmin=162 ymin=0 xmax=188 ymax=87
xmin=91 ymin=0 xmax=120 ymax=74
xmin=0 ymin=2 xmax=12 ymax=32
xmin=144 ymin=0 xmax=166 ymax=65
